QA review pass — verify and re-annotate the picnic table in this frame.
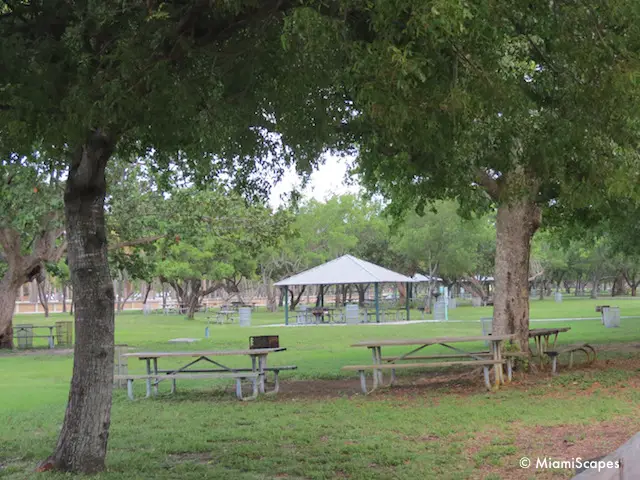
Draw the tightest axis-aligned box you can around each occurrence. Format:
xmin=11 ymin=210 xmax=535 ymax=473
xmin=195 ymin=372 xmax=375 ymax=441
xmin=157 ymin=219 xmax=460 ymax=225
xmin=119 ymin=348 xmax=295 ymax=400
xmin=311 ymin=307 xmax=336 ymax=323
xmin=14 ymin=324 xmax=56 ymax=349
xmin=528 ymin=327 xmax=571 ymax=366
xmin=215 ymin=309 xmax=237 ymax=324
xmin=344 ymin=334 xmax=515 ymax=393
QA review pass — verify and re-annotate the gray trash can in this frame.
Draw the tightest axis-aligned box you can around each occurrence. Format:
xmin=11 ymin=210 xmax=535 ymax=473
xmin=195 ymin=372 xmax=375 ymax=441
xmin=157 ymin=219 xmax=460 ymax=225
xmin=239 ymin=307 xmax=251 ymax=327
xmin=15 ymin=324 xmax=33 ymax=349
xmin=480 ymin=317 xmax=492 ymax=346
xmin=555 ymin=292 xmax=562 ymax=303
xmin=345 ymin=304 xmax=360 ymax=324
xmin=602 ymin=307 xmax=620 ymax=328
xmin=433 ymin=299 xmax=446 ymax=321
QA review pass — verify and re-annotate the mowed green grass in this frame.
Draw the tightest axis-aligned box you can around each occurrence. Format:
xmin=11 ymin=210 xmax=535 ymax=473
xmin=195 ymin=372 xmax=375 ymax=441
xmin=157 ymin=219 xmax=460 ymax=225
xmin=2 ymin=298 xmax=640 ymax=479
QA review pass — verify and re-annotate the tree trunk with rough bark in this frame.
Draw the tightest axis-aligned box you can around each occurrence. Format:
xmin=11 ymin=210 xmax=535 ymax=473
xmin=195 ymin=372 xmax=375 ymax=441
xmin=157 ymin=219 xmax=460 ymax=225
xmin=0 ymin=278 xmax=20 ymax=348
xmin=43 ymin=132 xmax=115 ymax=474
xmin=492 ymin=199 xmax=541 ymax=352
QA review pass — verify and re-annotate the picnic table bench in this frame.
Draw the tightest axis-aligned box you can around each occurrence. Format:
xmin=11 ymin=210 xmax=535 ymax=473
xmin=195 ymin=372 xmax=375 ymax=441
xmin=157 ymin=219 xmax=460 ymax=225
xmin=120 ymin=348 xmax=295 ymax=400
xmin=545 ymin=343 xmax=596 ymax=374
xmin=113 ymin=372 xmax=261 ymax=400
xmin=343 ymin=334 xmax=515 ymax=394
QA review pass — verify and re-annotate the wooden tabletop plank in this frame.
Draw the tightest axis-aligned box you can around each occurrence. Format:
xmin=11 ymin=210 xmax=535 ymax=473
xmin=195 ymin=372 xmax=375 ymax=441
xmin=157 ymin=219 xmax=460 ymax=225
xmin=351 ymin=334 xmax=515 ymax=348
xmin=528 ymin=328 xmax=571 ymax=336
xmin=122 ymin=348 xmax=286 ymax=358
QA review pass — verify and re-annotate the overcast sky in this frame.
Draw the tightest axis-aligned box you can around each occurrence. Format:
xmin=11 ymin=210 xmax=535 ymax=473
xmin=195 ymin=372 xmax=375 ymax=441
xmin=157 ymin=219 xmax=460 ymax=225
xmin=268 ymin=154 xmax=360 ymax=208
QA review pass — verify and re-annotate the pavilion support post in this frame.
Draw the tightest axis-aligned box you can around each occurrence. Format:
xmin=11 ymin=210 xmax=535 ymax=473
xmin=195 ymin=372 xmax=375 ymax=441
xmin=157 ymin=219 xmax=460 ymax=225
xmin=320 ymin=285 xmax=324 ymax=308
xmin=284 ymin=287 xmax=289 ymax=326
xmin=406 ymin=282 xmax=410 ymax=321
xmin=375 ymin=283 xmax=380 ymax=323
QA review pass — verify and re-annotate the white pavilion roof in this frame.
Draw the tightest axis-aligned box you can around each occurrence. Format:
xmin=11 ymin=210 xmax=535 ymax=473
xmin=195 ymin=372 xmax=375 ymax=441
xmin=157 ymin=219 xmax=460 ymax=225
xmin=274 ymin=254 xmax=413 ymax=286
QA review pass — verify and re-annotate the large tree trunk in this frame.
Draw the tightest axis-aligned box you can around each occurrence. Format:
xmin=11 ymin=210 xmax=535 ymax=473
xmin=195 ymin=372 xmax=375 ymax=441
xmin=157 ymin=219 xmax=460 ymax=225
xmin=492 ymin=199 xmax=541 ymax=352
xmin=43 ymin=131 xmax=115 ymax=474
xmin=0 ymin=278 xmax=20 ymax=348
xmin=186 ymin=281 xmax=201 ymax=319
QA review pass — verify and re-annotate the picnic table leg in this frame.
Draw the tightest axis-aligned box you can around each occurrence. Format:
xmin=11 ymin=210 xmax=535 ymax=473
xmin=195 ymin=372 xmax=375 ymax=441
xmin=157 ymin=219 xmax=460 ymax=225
xmin=153 ymin=358 xmax=159 ymax=395
xmin=258 ymin=355 xmax=267 ymax=394
xmin=483 ymin=367 xmax=491 ymax=390
xmin=491 ymin=342 xmax=500 ymax=388
xmin=371 ymin=347 xmax=383 ymax=386
xmin=497 ymin=342 xmax=504 ymax=384
xmin=145 ymin=359 xmax=152 ymax=398
xmin=127 ymin=379 xmax=134 ymax=400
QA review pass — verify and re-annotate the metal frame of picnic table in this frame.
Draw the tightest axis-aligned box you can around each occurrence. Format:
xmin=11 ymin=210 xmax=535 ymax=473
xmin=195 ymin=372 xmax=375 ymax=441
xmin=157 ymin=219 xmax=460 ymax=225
xmin=122 ymin=348 xmax=286 ymax=397
xmin=14 ymin=324 xmax=57 ymax=349
xmin=351 ymin=334 xmax=516 ymax=391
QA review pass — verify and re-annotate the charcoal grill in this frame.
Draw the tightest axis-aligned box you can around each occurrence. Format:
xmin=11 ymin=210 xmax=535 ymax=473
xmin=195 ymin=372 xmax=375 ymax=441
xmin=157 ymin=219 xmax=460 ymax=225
xmin=249 ymin=335 xmax=279 ymax=349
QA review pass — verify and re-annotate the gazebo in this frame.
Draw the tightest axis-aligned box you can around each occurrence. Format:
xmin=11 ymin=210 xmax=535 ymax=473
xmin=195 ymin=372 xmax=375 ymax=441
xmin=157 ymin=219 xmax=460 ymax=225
xmin=274 ymin=254 xmax=414 ymax=325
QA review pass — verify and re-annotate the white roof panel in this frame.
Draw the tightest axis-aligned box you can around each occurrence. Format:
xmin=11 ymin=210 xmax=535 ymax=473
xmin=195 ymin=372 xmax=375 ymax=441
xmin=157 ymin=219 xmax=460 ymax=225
xmin=274 ymin=254 xmax=413 ymax=286
xmin=412 ymin=273 xmax=442 ymax=282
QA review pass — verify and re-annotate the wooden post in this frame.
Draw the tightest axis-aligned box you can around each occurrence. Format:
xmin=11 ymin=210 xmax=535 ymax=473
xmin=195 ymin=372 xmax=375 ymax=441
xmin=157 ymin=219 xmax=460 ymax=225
xmin=284 ymin=287 xmax=289 ymax=326
xmin=113 ymin=344 xmax=128 ymax=389
xmin=405 ymin=282 xmax=411 ymax=321
xmin=374 ymin=283 xmax=380 ymax=323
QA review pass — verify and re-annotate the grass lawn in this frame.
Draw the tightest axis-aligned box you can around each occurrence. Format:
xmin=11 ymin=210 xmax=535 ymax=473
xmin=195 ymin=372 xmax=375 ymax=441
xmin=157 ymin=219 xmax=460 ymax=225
xmin=2 ymin=298 xmax=640 ymax=479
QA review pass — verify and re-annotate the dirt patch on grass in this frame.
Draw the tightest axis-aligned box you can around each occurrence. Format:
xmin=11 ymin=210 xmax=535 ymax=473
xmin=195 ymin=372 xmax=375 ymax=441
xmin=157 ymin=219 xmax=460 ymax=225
xmin=467 ymin=419 xmax=640 ymax=479
xmin=274 ymin=354 xmax=640 ymax=401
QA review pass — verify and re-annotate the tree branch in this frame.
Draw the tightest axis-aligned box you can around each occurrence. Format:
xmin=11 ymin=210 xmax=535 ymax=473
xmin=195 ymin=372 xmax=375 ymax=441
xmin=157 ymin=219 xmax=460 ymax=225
xmin=474 ymin=168 xmax=500 ymax=200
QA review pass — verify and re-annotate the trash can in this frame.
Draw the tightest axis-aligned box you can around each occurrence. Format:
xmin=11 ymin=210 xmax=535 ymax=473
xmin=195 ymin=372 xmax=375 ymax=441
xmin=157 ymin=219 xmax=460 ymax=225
xmin=345 ymin=304 xmax=360 ymax=324
xmin=602 ymin=307 xmax=620 ymax=328
xmin=481 ymin=317 xmax=493 ymax=346
xmin=15 ymin=324 xmax=33 ymax=349
xmin=555 ymin=292 xmax=562 ymax=303
xmin=239 ymin=307 xmax=251 ymax=327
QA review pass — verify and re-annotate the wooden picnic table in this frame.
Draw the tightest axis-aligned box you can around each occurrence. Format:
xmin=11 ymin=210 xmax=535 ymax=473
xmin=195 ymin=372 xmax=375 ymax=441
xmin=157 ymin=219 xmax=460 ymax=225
xmin=528 ymin=327 xmax=571 ymax=367
xmin=122 ymin=348 xmax=289 ymax=399
xmin=311 ymin=307 xmax=336 ymax=323
xmin=348 ymin=334 xmax=515 ymax=393
xmin=14 ymin=324 xmax=56 ymax=349
xmin=215 ymin=309 xmax=237 ymax=323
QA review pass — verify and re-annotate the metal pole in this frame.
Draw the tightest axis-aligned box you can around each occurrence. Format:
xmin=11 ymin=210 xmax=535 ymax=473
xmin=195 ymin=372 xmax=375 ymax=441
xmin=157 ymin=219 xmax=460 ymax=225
xmin=284 ymin=287 xmax=289 ymax=326
xmin=375 ymin=283 xmax=380 ymax=323
xmin=406 ymin=282 xmax=410 ymax=321
xmin=320 ymin=285 xmax=324 ymax=307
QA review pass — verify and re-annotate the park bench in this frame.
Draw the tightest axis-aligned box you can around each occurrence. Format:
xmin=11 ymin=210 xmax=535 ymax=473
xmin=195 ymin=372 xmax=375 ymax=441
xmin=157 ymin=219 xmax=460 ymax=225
xmin=544 ymin=343 xmax=596 ymax=375
xmin=342 ymin=359 xmax=505 ymax=393
xmin=113 ymin=372 xmax=261 ymax=401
